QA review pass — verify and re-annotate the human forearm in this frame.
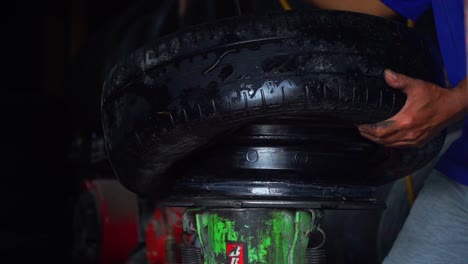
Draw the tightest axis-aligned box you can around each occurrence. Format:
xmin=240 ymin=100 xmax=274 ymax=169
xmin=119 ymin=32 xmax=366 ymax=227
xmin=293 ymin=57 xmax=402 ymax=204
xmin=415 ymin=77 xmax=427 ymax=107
xmin=305 ymin=0 xmax=397 ymax=18
xmin=452 ymin=78 xmax=468 ymax=115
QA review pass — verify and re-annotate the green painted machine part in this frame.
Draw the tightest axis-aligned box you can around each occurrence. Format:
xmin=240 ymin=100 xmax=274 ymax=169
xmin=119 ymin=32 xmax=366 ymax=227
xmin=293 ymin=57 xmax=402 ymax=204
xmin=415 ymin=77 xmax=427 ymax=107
xmin=188 ymin=208 xmax=319 ymax=264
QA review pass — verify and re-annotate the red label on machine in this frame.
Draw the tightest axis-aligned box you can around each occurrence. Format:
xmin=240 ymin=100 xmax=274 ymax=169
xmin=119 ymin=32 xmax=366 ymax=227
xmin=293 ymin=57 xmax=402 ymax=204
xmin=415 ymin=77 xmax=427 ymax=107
xmin=226 ymin=243 xmax=245 ymax=264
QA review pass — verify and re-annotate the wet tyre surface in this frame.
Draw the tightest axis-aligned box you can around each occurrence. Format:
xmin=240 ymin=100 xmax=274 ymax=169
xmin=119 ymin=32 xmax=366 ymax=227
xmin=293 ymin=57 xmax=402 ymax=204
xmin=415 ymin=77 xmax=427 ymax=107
xmin=102 ymin=11 xmax=444 ymax=197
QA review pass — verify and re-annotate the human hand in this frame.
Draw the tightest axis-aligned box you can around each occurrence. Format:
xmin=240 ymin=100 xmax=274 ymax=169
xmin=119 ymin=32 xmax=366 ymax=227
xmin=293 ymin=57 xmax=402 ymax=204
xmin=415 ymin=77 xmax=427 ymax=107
xmin=357 ymin=70 xmax=468 ymax=148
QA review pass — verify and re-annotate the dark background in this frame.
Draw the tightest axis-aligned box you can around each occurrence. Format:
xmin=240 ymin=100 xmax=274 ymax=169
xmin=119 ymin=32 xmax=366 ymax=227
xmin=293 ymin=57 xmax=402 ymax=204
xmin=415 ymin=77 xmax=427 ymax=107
xmin=3 ymin=0 xmax=141 ymax=262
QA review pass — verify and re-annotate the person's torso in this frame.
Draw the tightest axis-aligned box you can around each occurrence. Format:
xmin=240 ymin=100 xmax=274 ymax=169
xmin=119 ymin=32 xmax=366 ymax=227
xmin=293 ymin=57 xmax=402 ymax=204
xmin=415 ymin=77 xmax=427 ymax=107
xmin=380 ymin=0 xmax=467 ymax=183
xmin=431 ymin=0 xmax=467 ymax=184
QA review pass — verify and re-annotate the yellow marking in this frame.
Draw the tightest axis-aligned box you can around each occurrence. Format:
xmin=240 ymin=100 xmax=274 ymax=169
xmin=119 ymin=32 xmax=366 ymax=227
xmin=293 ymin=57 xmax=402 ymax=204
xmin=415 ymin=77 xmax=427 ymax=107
xmin=405 ymin=175 xmax=415 ymax=207
xmin=280 ymin=0 xmax=292 ymax=11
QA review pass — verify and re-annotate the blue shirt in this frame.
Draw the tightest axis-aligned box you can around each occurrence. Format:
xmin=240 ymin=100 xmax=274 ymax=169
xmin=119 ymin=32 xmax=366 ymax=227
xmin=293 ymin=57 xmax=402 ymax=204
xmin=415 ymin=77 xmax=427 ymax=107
xmin=382 ymin=0 xmax=468 ymax=184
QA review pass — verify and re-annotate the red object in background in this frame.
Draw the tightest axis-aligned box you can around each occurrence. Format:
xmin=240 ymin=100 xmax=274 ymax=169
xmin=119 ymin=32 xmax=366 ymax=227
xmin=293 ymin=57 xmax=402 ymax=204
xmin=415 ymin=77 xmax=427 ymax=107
xmin=227 ymin=243 xmax=245 ymax=264
xmin=76 ymin=180 xmax=187 ymax=264
xmin=146 ymin=207 xmax=186 ymax=264
xmin=85 ymin=179 xmax=139 ymax=264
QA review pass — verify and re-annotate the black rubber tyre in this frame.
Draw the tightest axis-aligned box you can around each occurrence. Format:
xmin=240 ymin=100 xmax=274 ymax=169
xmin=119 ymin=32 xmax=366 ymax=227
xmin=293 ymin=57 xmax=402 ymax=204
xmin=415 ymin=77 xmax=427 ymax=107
xmin=102 ymin=11 xmax=444 ymax=197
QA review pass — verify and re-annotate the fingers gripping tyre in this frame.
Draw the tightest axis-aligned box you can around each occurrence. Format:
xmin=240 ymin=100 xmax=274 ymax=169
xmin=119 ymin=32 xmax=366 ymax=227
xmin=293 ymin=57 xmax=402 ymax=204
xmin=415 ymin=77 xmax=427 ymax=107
xmin=102 ymin=11 xmax=444 ymax=197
